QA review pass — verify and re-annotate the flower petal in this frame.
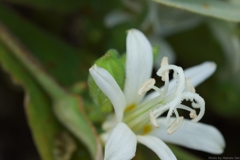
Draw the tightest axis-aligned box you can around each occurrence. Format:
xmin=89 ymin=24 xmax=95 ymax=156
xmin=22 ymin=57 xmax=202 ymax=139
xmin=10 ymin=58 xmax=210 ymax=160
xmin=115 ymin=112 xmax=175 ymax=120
xmin=183 ymin=61 xmax=217 ymax=87
xmin=137 ymin=135 xmax=177 ymax=160
xmin=143 ymin=61 xmax=216 ymax=101
xmin=150 ymin=118 xmax=225 ymax=154
xmin=124 ymin=29 xmax=153 ymax=106
xmin=89 ymin=65 xmax=126 ymax=122
xmin=104 ymin=123 xmax=137 ymax=160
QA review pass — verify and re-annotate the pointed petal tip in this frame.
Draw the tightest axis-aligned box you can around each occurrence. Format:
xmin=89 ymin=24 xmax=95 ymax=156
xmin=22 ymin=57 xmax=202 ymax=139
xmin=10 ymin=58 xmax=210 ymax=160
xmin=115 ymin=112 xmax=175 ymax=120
xmin=200 ymin=61 xmax=217 ymax=78
xmin=183 ymin=61 xmax=217 ymax=88
xmin=127 ymin=28 xmax=148 ymax=39
xmin=204 ymin=61 xmax=217 ymax=70
xmin=89 ymin=64 xmax=97 ymax=71
xmin=127 ymin=28 xmax=139 ymax=33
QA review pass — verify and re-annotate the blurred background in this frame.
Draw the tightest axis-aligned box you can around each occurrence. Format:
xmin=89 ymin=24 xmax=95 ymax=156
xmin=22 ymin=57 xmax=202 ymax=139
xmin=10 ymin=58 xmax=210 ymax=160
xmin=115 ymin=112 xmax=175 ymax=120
xmin=0 ymin=0 xmax=240 ymax=159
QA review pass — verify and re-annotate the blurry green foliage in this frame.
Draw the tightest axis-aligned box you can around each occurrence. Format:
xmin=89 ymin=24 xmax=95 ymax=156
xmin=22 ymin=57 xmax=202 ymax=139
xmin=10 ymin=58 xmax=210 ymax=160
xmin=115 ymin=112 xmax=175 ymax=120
xmin=0 ymin=3 xmax=103 ymax=160
xmin=153 ymin=0 xmax=240 ymax=22
xmin=0 ymin=4 xmax=94 ymax=87
xmin=0 ymin=42 xmax=92 ymax=160
xmin=4 ymin=0 xmax=85 ymax=12
xmin=0 ymin=0 xmax=240 ymax=159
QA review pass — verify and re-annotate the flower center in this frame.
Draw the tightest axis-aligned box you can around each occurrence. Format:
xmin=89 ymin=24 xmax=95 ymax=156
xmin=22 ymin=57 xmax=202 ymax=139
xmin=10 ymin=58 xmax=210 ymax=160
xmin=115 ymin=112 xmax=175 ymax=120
xmin=123 ymin=57 xmax=206 ymax=134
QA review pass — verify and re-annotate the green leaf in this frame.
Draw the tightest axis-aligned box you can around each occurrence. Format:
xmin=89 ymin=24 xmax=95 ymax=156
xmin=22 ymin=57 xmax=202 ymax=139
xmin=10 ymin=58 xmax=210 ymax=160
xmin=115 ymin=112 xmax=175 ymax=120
xmin=53 ymin=95 xmax=103 ymax=159
xmin=133 ymin=144 xmax=159 ymax=160
xmin=0 ymin=22 xmax=103 ymax=159
xmin=0 ymin=4 xmax=94 ymax=87
xmin=0 ymin=43 xmax=65 ymax=160
xmin=153 ymin=0 xmax=240 ymax=22
xmin=0 ymin=41 xmax=94 ymax=160
xmin=207 ymin=79 xmax=240 ymax=118
xmin=133 ymin=143 xmax=201 ymax=160
xmin=168 ymin=144 xmax=201 ymax=160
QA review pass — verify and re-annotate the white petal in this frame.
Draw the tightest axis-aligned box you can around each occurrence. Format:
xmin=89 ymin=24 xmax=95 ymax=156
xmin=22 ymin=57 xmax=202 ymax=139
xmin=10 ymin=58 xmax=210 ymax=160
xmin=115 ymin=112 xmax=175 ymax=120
xmin=183 ymin=61 xmax=217 ymax=87
xmin=150 ymin=118 xmax=225 ymax=154
xmin=137 ymin=135 xmax=177 ymax=160
xmin=124 ymin=29 xmax=153 ymax=106
xmin=143 ymin=61 xmax=216 ymax=101
xmin=89 ymin=65 xmax=126 ymax=122
xmin=166 ymin=61 xmax=216 ymax=95
xmin=104 ymin=123 xmax=137 ymax=160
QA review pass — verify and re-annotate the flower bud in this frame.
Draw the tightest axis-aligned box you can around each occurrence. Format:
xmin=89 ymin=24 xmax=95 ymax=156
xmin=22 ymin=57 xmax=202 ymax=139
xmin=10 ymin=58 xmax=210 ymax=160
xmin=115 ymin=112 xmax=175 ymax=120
xmin=88 ymin=49 xmax=125 ymax=112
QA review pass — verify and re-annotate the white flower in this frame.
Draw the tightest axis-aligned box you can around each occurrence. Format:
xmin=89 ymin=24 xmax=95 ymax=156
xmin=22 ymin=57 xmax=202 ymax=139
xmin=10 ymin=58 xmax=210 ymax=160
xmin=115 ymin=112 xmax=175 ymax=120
xmin=89 ymin=29 xmax=225 ymax=160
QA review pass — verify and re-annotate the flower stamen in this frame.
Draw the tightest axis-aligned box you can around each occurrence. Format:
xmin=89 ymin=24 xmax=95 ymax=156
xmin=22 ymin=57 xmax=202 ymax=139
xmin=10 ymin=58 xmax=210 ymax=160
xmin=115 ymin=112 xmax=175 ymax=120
xmin=149 ymin=110 xmax=159 ymax=128
xmin=167 ymin=116 xmax=184 ymax=135
xmin=134 ymin=57 xmax=206 ymax=134
xmin=189 ymin=110 xmax=197 ymax=119
xmin=138 ymin=78 xmax=156 ymax=96
xmin=182 ymin=92 xmax=205 ymax=122
xmin=185 ymin=78 xmax=196 ymax=93
xmin=160 ymin=57 xmax=169 ymax=81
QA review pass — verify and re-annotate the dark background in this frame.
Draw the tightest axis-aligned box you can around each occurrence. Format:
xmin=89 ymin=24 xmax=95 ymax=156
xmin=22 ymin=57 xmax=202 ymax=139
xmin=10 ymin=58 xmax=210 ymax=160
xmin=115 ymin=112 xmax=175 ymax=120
xmin=0 ymin=1 xmax=240 ymax=159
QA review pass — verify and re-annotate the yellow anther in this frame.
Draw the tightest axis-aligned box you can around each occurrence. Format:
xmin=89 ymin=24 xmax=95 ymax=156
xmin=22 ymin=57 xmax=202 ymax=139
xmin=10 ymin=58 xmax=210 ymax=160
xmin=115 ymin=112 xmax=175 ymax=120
xmin=149 ymin=110 xmax=159 ymax=128
xmin=190 ymin=110 xmax=197 ymax=119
